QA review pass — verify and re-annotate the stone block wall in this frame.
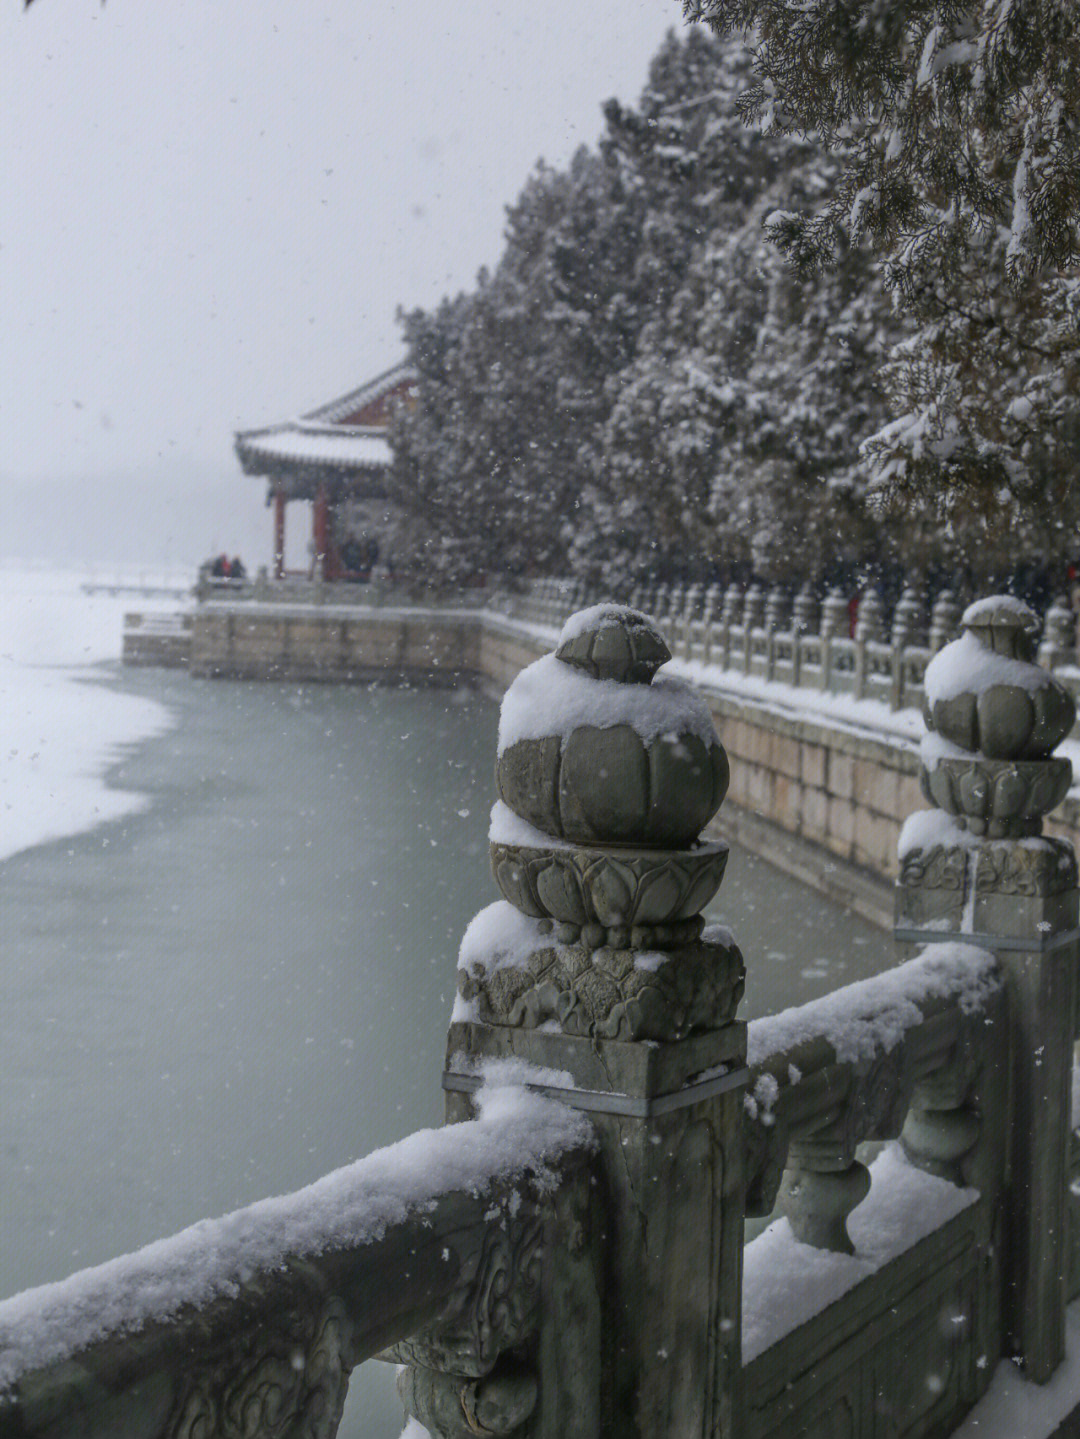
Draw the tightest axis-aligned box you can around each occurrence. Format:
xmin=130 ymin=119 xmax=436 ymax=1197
xmin=705 ymin=695 xmax=921 ymax=926
xmin=189 ymin=605 xmax=481 ymax=684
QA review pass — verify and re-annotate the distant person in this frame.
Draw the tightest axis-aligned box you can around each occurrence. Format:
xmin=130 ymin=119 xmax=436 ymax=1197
xmin=230 ymin=557 xmax=246 ymax=583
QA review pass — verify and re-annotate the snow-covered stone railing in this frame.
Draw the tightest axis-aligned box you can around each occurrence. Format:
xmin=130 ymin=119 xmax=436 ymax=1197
xmin=0 ymin=1080 xmax=596 ymax=1439
xmin=742 ymin=944 xmax=1003 ymax=1252
xmin=515 ymin=576 xmax=1080 ymax=720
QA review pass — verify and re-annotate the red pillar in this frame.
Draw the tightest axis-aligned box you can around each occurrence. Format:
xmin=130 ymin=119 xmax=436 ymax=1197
xmin=273 ymin=491 xmax=286 ymax=580
xmin=312 ymin=484 xmax=329 ymax=579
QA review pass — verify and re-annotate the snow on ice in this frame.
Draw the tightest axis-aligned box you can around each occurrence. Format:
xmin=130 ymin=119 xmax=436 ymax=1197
xmin=0 ymin=565 xmax=183 ymax=862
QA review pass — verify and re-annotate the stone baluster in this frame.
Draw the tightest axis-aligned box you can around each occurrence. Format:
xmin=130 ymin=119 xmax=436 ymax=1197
xmin=1039 ymin=595 xmax=1075 ymax=673
xmin=700 ymin=583 xmax=722 ymax=666
xmin=742 ymin=581 xmax=766 ymax=674
xmin=901 ymin=1073 xmax=981 ymax=1187
xmin=820 ymin=587 xmax=849 ymax=692
xmin=928 ymin=589 xmax=961 ymax=653
xmin=717 ymin=583 xmax=740 ymax=671
xmin=764 ymin=585 xmax=787 ymax=681
xmin=777 ymin=1139 xmax=871 ymax=1255
xmin=853 ymin=588 xmax=883 ymax=700
xmin=440 ymin=606 xmax=747 ymax=1437
xmin=896 ymin=595 xmax=1078 ymax=1381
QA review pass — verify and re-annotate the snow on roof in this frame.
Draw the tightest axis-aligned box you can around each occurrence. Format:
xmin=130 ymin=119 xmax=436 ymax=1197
xmin=303 ymin=362 xmax=417 ymax=425
xmin=236 ymin=424 xmax=392 ymax=471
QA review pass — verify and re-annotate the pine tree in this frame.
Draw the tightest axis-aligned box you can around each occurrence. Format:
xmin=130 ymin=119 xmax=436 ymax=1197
xmin=684 ymin=0 xmax=1080 ymax=531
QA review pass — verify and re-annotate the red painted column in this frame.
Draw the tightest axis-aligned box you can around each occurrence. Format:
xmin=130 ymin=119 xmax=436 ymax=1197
xmin=312 ymin=484 xmax=329 ymax=579
xmin=273 ymin=491 xmax=286 ymax=580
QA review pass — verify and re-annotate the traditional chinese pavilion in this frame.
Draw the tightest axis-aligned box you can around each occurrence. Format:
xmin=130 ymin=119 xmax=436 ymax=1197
xmin=234 ymin=362 xmax=417 ymax=581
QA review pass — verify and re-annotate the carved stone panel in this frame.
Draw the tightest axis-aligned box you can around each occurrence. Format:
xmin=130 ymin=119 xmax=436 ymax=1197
xmin=165 ymin=1291 xmax=351 ymax=1439
xmin=456 ymin=933 xmax=745 ymax=1041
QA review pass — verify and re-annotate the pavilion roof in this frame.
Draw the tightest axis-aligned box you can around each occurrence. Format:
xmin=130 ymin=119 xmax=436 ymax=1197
xmin=302 ymin=362 xmax=416 ymax=426
xmin=235 ymin=422 xmax=392 ymax=474
xmin=234 ymin=361 xmax=414 ymax=485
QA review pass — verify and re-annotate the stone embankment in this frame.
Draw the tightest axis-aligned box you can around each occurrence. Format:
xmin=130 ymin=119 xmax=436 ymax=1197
xmin=123 ymin=589 xmax=1080 ymax=927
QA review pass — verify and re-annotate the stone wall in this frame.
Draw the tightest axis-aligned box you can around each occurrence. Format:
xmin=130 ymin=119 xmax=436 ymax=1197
xmin=189 ymin=604 xmax=481 ymax=685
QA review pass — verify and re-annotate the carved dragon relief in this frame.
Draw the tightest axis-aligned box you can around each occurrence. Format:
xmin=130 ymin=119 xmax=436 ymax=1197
xmin=164 ymin=1288 xmax=351 ymax=1439
xmin=457 ymin=933 xmax=744 ymax=1042
xmin=387 ymin=1188 xmax=550 ymax=1439
xmin=900 ymin=837 xmax=1077 ymax=897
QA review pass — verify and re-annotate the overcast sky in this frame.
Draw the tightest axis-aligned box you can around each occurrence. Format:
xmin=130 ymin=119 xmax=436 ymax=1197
xmin=1 ymin=0 xmax=682 ymax=566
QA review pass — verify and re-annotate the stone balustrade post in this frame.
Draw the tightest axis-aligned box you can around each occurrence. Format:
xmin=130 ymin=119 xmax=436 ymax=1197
xmin=820 ymin=586 xmax=848 ymax=692
xmin=928 ymin=588 xmax=961 ymax=653
xmin=791 ymin=582 xmax=818 ymax=688
xmin=700 ymin=583 xmax=722 ymax=666
xmin=888 ymin=582 xmax=923 ymax=710
xmin=1039 ymin=595 xmax=1075 ymax=673
xmin=439 ymin=607 xmax=748 ymax=1438
xmin=681 ymin=583 xmax=703 ymax=659
xmin=853 ymin=588 xmax=883 ymax=700
xmin=895 ymin=596 xmax=1079 ymax=1383
xmin=743 ymin=581 xmax=765 ymax=673
xmin=719 ymin=584 xmax=741 ymax=670
xmin=653 ymin=582 xmax=671 ymax=626
xmin=764 ymin=585 xmax=787 ymax=682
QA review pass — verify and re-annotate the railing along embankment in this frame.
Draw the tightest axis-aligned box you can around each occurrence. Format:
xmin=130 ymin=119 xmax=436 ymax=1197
xmin=28 ymin=595 xmax=1080 ymax=1438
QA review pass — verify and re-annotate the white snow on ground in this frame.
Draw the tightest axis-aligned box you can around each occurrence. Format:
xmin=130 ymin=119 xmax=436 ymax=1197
xmin=953 ymin=1298 xmax=1080 ymax=1437
xmin=0 ymin=1073 xmax=592 ymax=1392
xmin=0 ymin=564 xmax=184 ymax=862
xmin=742 ymin=1144 xmax=978 ymax=1362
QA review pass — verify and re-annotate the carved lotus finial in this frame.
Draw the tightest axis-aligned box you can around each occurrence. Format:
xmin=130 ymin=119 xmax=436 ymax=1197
xmin=554 ymin=604 xmax=670 ymax=685
xmin=924 ymin=596 xmax=1075 ymax=761
xmin=489 ymin=605 xmax=730 ymax=948
xmin=919 ymin=594 xmax=1075 ymax=838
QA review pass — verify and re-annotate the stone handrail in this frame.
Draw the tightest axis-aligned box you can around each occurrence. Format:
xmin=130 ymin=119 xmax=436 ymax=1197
xmin=742 ymin=945 xmax=1003 ymax=1247
xmin=196 ymin=573 xmax=495 ymax=609
xmin=0 ymin=1086 xmax=595 ymax=1439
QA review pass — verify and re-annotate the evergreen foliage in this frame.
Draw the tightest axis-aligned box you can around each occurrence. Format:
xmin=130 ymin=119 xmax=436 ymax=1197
xmin=686 ymin=0 xmax=1080 ymax=534
xmin=391 ymin=28 xmax=911 ymax=588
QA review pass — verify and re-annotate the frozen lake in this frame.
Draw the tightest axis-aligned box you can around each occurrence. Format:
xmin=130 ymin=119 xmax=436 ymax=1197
xmin=1 ymin=602 xmax=889 ymax=1435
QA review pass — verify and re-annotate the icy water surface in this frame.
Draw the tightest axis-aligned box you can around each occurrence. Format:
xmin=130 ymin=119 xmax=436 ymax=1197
xmin=1 ymin=666 xmax=884 ymax=1435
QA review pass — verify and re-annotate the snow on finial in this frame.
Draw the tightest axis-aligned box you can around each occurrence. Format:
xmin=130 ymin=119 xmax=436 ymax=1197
xmin=555 ymin=603 xmax=670 ymax=685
